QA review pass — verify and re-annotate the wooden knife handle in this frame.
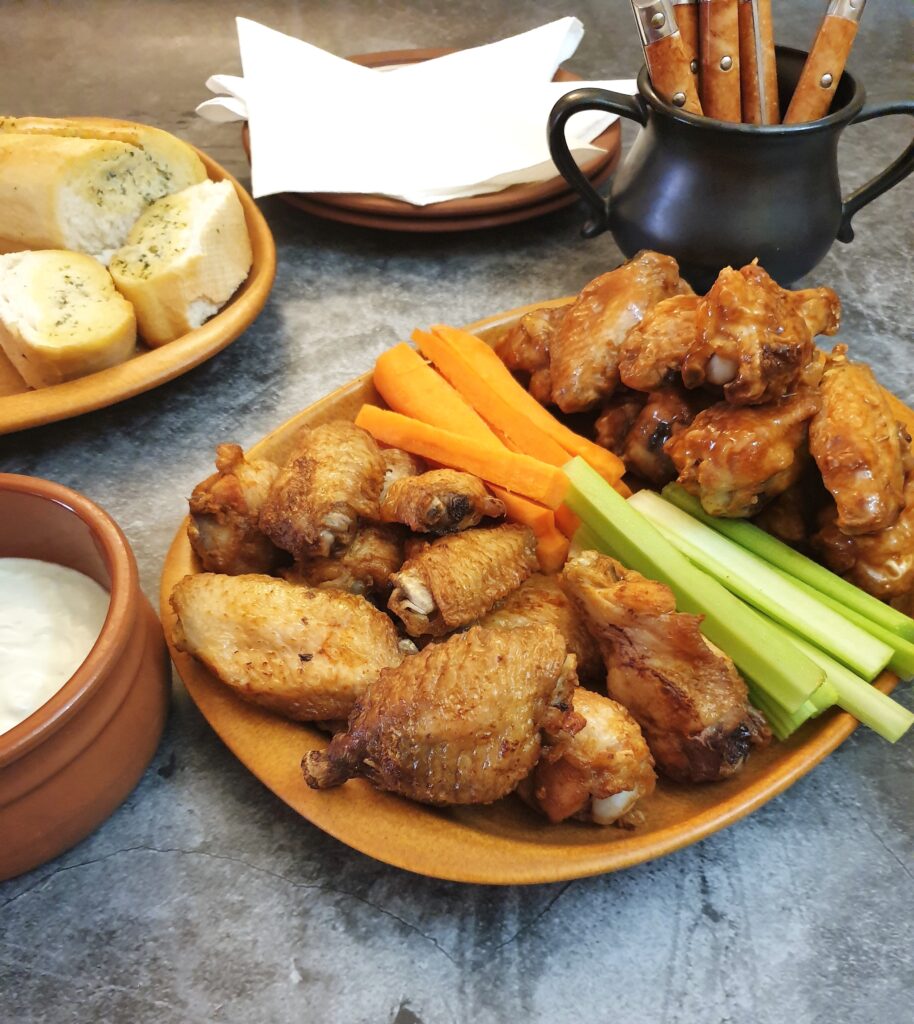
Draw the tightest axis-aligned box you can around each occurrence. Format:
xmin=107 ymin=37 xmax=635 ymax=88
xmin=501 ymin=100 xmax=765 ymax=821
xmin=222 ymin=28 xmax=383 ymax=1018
xmin=784 ymin=13 xmax=859 ymax=123
xmin=699 ymin=0 xmax=742 ymax=122
xmin=738 ymin=0 xmax=779 ymax=124
xmin=645 ymin=33 xmax=704 ymax=114
xmin=672 ymin=0 xmax=700 ymax=76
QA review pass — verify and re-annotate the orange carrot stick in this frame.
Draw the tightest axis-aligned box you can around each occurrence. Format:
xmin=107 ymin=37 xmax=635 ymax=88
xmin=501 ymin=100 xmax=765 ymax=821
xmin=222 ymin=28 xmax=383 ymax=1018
xmin=554 ymin=504 xmax=581 ymax=539
xmin=490 ymin=486 xmax=569 ymax=573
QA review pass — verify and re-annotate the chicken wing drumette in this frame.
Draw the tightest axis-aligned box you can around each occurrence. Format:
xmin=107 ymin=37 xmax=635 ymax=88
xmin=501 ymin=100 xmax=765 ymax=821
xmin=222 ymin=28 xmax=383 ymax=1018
xmin=619 ymin=293 xmax=700 ymax=392
xmin=562 ymin=551 xmax=769 ymax=783
xmin=259 ymin=420 xmax=386 ymax=560
xmin=283 ymin=523 xmax=405 ymax=597
xmin=187 ymin=444 xmax=281 ymax=575
xmin=170 ymin=573 xmax=404 ymax=721
xmin=495 ymin=305 xmax=566 ymax=405
xmin=303 ymin=625 xmax=581 ymax=805
xmin=622 ymin=388 xmax=702 ymax=487
xmin=380 ymin=469 xmax=505 ymax=534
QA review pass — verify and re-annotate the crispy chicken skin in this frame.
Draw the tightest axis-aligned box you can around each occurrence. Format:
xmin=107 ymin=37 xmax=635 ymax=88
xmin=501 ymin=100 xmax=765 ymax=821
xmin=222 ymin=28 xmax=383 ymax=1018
xmin=303 ymin=625 xmax=581 ymax=805
xmin=562 ymin=552 xmax=769 ymax=783
xmin=549 ymin=251 xmax=684 ymax=413
xmin=170 ymin=573 xmax=403 ymax=722
xmin=682 ymin=264 xmax=838 ymax=405
xmin=622 ymin=388 xmax=702 ymax=486
xmin=259 ymin=421 xmax=386 ymax=560
xmin=380 ymin=469 xmax=505 ymax=534
xmin=389 ymin=523 xmax=538 ymax=636
xmin=595 ymin=389 xmax=645 ymax=455
xmin=495 ymin=305 xmax=566 ymax=405
xmin=666 ymin=391 xmax=819 ymax=517
xmin=380 ymin=446 xmax=424 ymax=501
xmin=480 ymin=573 xmax=604 ymax=685
xmin=809 ymin=346 xmax=907 ymax=535
xmin=619 ymin=293 xmax=701 ymax=392
xmin=282 ymin=523 xmax=405 ymax=596
xmin=518 ymin=687 xmax=656 ymax=826
xmin=187 ymin=444 xmax=281 ymax=575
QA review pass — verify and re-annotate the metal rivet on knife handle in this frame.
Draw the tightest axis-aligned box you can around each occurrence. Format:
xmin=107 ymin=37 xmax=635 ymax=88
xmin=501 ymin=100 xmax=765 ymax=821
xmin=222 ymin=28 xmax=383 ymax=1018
xmin=720 ymin=55 xmax=733 ymax=71
xmin=672 ymin=92 xmax=687 ymax=106
xmin=651 ymin=11 xmax=667 ymax=28
xmin=820 ymin=72 xmax=834 ymax=88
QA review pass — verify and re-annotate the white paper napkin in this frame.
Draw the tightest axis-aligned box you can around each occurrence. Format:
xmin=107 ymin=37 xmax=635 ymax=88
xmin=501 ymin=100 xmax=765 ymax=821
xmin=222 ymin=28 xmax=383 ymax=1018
xmin=198 ymin=17 xmax=636 ymax=205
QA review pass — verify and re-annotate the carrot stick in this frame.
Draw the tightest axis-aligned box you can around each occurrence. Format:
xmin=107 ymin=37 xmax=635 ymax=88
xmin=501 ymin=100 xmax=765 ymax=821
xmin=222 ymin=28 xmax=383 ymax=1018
xmin=554 ymin=504 xmax=581 ymax=539
xmin=355 ymin=404 xmax=568 ymax=509
xmin=490 ymin=485 xmax=569 ymax=573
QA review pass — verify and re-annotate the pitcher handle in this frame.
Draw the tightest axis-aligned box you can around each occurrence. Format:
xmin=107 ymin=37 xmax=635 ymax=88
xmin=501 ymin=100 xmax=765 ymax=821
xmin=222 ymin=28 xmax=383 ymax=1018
xmin=548 ymin=87 xmax=648 ymax=239
xmin=837 ymin=99 xmax=914 ymax=243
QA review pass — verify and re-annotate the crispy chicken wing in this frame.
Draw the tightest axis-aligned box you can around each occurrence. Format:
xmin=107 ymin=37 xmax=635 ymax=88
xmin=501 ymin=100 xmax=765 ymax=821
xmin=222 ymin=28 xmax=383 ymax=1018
xmin=495 ymin=305 xmax=566 ymax=405
xmin=259 ymin=420 xmax=386 ymax=560
xmin=480 ymin=573 xmax=603 ymax=685
xmin=518 ymin=687 xmax=656 ymax=826
xmin=388 ymin=523 xmax=538 ymax=636
xmin=809 ymin=346 xmax=907 ymax=535
xmin=187 ymin=444 xmax=281 ymax=575
xmin=380 ymin=469 xmax=505 ymax=534
xmin=303 ymin=625 xmax=581 ymax=805
xmin=622 ymin=388 xmax=702 ymax=486
xmin=283 ymin=523 xmax=405 ymax=597
xmin=666 ymin=391 xmax=819 ymax=517
xmin=549 ymin=251 xmax=684 ymax=413
xmin=170 ymin=573 xmax=404 ymax=722
xmin=562 ymin=551 xmax=769 ymax=783
xmin=595 ymin=389 xmax=645 ymax=455
xmin=619 ymin=293 xmax=700 ymax=392
xmin=380 ymin=446 xmax=424 ymax=501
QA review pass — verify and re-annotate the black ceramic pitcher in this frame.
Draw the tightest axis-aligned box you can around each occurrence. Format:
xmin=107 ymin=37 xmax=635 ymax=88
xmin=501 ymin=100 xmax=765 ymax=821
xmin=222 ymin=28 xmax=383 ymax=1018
xmin=548 ymin=47 xmax=914 ymax=289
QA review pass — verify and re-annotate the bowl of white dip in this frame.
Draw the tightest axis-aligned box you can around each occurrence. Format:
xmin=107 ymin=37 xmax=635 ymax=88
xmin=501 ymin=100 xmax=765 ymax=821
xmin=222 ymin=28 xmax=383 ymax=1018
xmin=0 ymin=473 xmax=170 ymax=880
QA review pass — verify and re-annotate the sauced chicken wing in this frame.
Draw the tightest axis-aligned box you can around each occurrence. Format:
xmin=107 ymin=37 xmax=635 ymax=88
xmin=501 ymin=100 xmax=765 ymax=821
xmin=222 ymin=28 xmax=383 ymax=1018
xmin=562 ymin=552 xmax=769 ymax=783
xmin=259 ymin=421 xmax=386 ymax=560
xmin=380 ymin=446 xmax=423 ymax=501
xmin=170 ymin=573 xmax=404 ymax=722
xmin=480 ymin=573 xmax=603 ymax=685
xmin=380 ymin=469 xmax=505 ymax=534
xmin=619 ymin=293 xmax=700 ymax=392
xmin=303 ymin=625 xmax=581 ymax=805
xmin=518 ymin=687 xmax=656 ymax=826
xmin=187 ymin=444 xmax=281 ymax=575
xmin=809 ymin=346 xmax=907 ymax=535
xmin=682 ymin=264 xmax=838 ymax=404
xmin=495 ymin=305 xmax=566 ymax=405
xmin=595 ymin=389 xmax=646 ymax=455
xmin=622 ymin=388 xmax=702 ymax=486
xmin=282 ymin=523 xmax=405 ymax=597
xmin=665 ymin=391 xmax=819 ymax=517
xmin=549 ymin=251 xmax=684 ymax=413
xmin=388 ymin=523 xmax=538 ymax=636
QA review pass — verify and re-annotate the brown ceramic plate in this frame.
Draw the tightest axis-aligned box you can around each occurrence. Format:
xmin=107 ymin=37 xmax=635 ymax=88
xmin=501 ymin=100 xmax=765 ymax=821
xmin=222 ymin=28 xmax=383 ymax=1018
xmin=160 ymin=298 xmax=907 ymax=884
xmin=0 ymin=138 xmax=276 ymax=436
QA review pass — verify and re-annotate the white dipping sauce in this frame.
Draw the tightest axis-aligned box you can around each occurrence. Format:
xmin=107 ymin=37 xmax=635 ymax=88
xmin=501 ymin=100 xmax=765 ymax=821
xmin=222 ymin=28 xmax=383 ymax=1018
xmin=0 ymin=558 xmax=110 ymax=736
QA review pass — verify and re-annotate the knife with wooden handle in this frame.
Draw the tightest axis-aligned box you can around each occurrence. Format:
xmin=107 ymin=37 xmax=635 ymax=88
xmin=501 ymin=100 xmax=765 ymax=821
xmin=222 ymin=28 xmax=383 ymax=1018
xmin=738 ymin=0 xmax=779 ymax=124
xmin=784 ymin=0 xmax=866 ymax=123
xmin=672 ymin=0 xmax=700 ymax=78
xmin=699 ymin=0 xmax=742 ymax=122
xmin=631 ymin=0 xmax=703 ymax=115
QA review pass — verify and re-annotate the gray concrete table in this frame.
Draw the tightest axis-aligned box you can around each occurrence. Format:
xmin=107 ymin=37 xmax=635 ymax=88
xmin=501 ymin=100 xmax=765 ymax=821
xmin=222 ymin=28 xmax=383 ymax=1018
xmin=1 ymin=2 xmax=912 ymax=1021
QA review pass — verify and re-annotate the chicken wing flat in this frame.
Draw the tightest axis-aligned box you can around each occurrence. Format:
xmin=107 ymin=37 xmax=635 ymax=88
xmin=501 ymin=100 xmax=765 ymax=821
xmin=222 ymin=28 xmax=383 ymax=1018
xmin=562 ymin=551 xmax=769 ymax=783
xmin=666 ymin=390 xmax=819 ymax=517
xmin=283 ymin=523 xmax=405 ymax=597
xmin=549 ymin=251 xmax=684 ymax=413
xmin=518 ymin=687 xmax=656 ymax=826
xmin=303 ymin=624 xmax=581 ymax=805
xmin=380 ymin=469 xmax=505 ymax=534
xmin=388 ymin=523 xmax=538 ymax=636
xmin=622 ymin=388 xmax=702 ymax=486
xmin=619 ymin=293 xmax=700 ymax=391
xmin=187 ymin=444 xmax=281 ymax=575
xmin=495 ymin=305 xmax=566 ymax=405
xmin=595 ymin=389 xmax=646 ymax=455
xmin=480 ymin=572 xmax=603 ymax=685
xmin=170 ymin=573 xmax=404 ymax=722
xmin=259 ymin=420 xmax=386 ymax=560
xmin=380 ymin=446 xmax=424 ymax=501
xmin=809 ymin=346 xmax=907 ymax=535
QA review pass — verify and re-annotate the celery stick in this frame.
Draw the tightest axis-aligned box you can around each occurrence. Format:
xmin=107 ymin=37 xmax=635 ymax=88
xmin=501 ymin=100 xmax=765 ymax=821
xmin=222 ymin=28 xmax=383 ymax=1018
xmin=563 ymin=458 xmax=823 ymax=712
xmin=747 ymin=681 xmax=817 ymax=741
xmin=663 ymin=483 xmax=914 ymax=642
xmin=629 ymin=490 xmax=893 ymax=682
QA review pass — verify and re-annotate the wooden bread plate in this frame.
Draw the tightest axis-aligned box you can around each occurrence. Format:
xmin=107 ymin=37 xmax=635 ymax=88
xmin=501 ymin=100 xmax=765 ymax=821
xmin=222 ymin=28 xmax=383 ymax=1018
xmin=160 ymin=299 xmax=908 ymax=885
xmin=0 ymin=142 xmax=276 ymax=436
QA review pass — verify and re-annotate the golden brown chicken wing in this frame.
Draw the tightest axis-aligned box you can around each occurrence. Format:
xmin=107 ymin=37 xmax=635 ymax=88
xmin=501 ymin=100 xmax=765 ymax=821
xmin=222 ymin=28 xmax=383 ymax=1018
xmin=666 ymin=390 xmax=819 ymax=517
xmin=380 ymin=446 xmax=424 ymax=501
xmin=388 ymin=523 xmax=538 ymax=636
xmin=549 ymin=251 xmax=684 ymax=413
xmin=259 ymin=420 xmax=386 ymax=560
xmin=380 ymin=469 xmax=505 ymax=534
xmin=170 ymin=573 xmax=404 ymax=722
xmin=187 ymin=444 xmax=281 ymax=575
xmin=809 ymin=346 xmax=907 ymax=535
xmin=619 ymin=293 xmax=700 ymax=392
xmin=302 ymin=624 xmax=581 ymax=805
xmin=495 ymin=305 xmax=566 ymax=405
xmin=622 ymin=388 xmax=702 ymax=487
xmin=480 ymin=572 xmax=603 ymax=685
xmin=562 ymin=551 xmax=769 ymax=783
xmin=283 ymin=523 xmax=405 ymax=597
xmin=594 ymin=389 xmax=645 ymax=455
xmin=518 ymin=687 xmax=656 ymax=826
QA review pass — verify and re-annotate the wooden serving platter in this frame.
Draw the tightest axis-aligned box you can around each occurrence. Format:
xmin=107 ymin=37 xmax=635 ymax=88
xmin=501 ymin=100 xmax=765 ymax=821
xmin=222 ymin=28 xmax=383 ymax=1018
xmin=159 ymin=301 xmax=907 ymax=885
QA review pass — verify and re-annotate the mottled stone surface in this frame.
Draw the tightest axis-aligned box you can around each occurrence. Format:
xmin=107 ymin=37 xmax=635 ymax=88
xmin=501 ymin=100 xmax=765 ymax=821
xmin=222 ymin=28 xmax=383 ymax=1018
xmin=1 ymin=1 xmax=912 ymax=1021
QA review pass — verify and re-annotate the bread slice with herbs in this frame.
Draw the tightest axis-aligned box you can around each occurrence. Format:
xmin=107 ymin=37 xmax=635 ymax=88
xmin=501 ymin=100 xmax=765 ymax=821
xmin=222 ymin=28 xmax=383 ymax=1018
xmin=0 ymin=250 xmax=136 ymax=388
xmin=109 ymin=178 xmax=253 ymax=347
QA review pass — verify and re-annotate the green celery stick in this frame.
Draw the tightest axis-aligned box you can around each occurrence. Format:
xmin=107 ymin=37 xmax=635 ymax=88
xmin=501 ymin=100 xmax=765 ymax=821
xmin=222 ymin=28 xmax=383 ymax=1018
xmin=747 ymin=681 xmax=817 ymax=741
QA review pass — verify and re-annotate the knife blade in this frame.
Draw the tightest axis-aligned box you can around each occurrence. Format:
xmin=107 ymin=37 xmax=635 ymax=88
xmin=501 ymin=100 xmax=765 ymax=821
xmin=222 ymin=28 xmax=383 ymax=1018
xmin=699 ymin=0 xmax=742 ymax=122
xmin=631 ymin=0 xmax=703 ymax=115
xmin=738 ymin=0 xmax=780 ymax=124
xmin=784 ymin=0 xmax=866 ymax=123
xmin=672 ymin=0 xmax=700 ymax=78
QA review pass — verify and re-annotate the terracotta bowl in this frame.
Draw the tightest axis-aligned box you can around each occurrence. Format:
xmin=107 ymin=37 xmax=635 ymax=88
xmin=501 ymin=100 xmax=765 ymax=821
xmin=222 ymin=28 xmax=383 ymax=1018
xmin=0 ymin=474 xmax=171 ymax=881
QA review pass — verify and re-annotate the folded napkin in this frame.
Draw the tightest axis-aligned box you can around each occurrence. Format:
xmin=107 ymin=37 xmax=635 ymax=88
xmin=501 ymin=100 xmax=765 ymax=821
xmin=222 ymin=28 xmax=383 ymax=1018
xmin=198 ymin=17 xmax=636 ymax=205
